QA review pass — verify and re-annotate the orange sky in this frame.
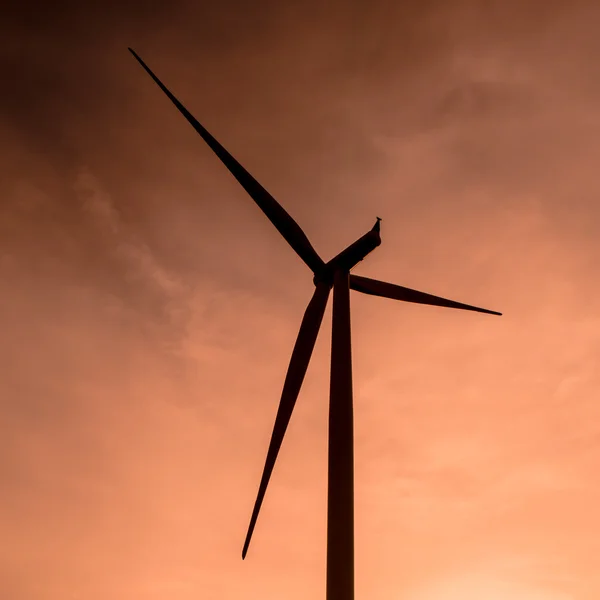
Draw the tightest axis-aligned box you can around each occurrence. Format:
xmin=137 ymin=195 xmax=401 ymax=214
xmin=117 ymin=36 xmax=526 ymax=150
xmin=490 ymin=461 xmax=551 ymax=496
xmin=2 ymin=1 xmax=600 ymax=598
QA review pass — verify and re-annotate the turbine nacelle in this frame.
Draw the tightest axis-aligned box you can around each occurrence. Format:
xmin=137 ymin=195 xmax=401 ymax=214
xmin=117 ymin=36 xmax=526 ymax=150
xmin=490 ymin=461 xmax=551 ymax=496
xmin=314 ymin=218 xmax=382 ymax=287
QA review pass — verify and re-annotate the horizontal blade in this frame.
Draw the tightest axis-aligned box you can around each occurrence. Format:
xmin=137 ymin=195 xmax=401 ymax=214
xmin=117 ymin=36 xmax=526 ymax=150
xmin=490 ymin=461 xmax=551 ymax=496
xmin=128 ymin=48 xmax=325 ymax=274
xmin=350 ymin=275 xmax=502 ymax=316
xmin=242 ymin=282 xmax=331 ymax=559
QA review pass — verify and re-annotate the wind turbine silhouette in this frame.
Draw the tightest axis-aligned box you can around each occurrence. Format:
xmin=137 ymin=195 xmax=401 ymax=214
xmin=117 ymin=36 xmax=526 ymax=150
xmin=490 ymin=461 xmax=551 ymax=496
xmin=129 ymin=48 xmax=502 ymax=600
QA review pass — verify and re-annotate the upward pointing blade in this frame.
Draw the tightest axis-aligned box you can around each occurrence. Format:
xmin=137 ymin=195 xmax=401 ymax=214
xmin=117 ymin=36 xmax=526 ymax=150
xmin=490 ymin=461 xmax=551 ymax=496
xmin=128 ymin=48 xmax=325 ymax=275
xmin=349 ymin=275 xmax=502 ymax=316
xmin=242 ymin=282 xmax=331 ymax=559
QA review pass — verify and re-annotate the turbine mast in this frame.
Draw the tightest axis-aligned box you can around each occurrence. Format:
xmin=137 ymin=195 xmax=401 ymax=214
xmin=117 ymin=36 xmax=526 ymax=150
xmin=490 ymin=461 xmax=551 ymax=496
xmin=327 ymin=269 xmax=355 ymax=600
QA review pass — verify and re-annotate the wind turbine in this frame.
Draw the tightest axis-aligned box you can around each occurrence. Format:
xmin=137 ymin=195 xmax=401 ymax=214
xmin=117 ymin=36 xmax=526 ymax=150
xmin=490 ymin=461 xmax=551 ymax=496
xmin=129 ymin=48 xmax=502 ymax=600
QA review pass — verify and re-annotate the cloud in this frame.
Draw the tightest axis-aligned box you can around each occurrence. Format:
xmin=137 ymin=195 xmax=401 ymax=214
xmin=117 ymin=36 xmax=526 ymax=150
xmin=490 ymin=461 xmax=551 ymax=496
xmin=2 ymin=1 xmax=600 ymax=598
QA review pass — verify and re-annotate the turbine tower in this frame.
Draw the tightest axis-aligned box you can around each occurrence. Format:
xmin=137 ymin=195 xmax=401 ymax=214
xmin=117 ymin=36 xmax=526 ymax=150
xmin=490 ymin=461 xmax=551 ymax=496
xmin=129 ymin=48 xmax=502 ymax=600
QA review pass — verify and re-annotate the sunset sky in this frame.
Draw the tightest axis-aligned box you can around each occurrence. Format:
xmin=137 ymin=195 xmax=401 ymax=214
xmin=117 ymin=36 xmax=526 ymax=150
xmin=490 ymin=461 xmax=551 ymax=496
xmin=2 ymin=1 xmax=600 ymax=598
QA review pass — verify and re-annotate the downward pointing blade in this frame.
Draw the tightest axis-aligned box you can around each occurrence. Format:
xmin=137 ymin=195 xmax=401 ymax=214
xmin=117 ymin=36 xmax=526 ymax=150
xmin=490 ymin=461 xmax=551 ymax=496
xmin=349 ymin=275 xmax=502 ymax=316
xmin=242 ymin=282 xmax=331 ymax=559
xmin=128 ymin=48 xmax=325 ymax=275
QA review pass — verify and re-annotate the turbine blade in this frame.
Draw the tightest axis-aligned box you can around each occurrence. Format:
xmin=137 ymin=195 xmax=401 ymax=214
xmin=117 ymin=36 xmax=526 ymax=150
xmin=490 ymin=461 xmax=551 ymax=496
xmin=242 ymin=282 xmax=331 ymax=559
xmin=349 ymin=275 xmax=502 ymax=316
xmin=128 ymin=48 xmax=325 ymax=274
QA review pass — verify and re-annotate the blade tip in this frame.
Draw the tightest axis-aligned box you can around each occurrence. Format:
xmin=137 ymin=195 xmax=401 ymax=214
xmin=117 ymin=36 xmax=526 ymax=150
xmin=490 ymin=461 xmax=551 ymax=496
xmin=128 ymin=47 xmax=142 ymax=63
xmin=479 ymin=308 xmax=502 ymax=316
